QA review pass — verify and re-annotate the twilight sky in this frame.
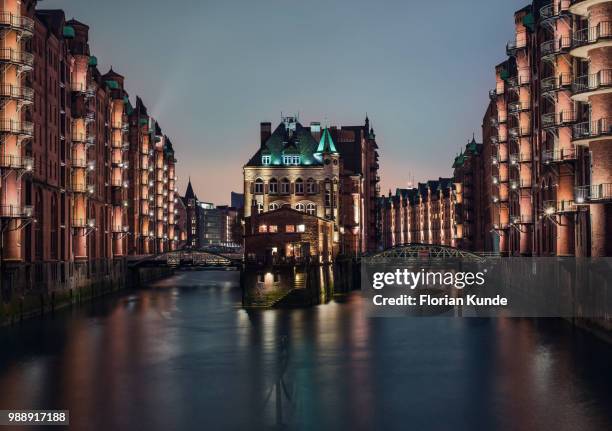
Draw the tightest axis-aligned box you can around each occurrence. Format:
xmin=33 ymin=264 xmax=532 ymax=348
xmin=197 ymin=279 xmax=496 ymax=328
xmin=45 ymin=0 xmax=526 ymax=205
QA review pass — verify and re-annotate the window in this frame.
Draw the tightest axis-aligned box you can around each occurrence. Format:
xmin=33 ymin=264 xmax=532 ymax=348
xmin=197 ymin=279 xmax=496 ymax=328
xmin=258 ymin=225 xmax=267 ymax=233
xmin=296 ymin=202 xmax=306 ymax=212
xmin=295 ymin=178 xmax=304 ymax=194
xmin=283 ymin=155 xmax=300 ymax=165
xmin=306 ymin=178 xmax=316 ymax=194
xmin=324 ymin=181 xmax=331 ymax=207
xmin=285 ymin=225 xmax=295 ymax=233
xmin=269 ymin=178 xmax=278 ymax=194
xmin=256 ymin=203 xmax=264 ymax=214
xmin=280 ymin=178 xmax=290 ymax=194
xmin=297 ymin=224 xmax=306 ymax=233
xmin=254 ymin=178 xmax=264 ymax=194
xmin=261 ymin=155 xmax=271 ymax=165
xmin=306 ymin=203 xmax=316 ymax=216
xmin=269 ymin=225 xmax=278 ymax=233
xmin=269 ymin=202 xmax=280 ymax=211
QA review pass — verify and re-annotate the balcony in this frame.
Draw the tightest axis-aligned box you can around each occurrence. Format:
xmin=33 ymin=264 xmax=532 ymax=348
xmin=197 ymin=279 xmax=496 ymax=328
xmin=542 ymin=111 xmax=576 ymax=128
xmin=542 ymin=148 xmax=577 ymax=164
xmin=572 ymin=117 xmax=612 ymax=143
xmin=0 ymin=12 xmax=34 ymax=37
xmin=540 ymin=36 xmax=572 ymax=58
xmin=511 ymin=214 xmax=533 ymax=224
xmin=73 ymin=218 xmax=96 ymax=229
xmin=570 ymin=0 xmax=610 ymax=16
xmin=539 ymin=1 xmax=571 ymax=23
xmin=0 ymin=48 xmax=34 ymax=70
xmin=575 ymin=183 xmax=612 ymax=203
xmin=0 ymin=119 xmax=33 ymax=137
xmin=508 ymin=101 xmax=531 ymax=114
xmin=541 ymin=73 xmax=572 ymax=94
xmin=543 ymin=200 xmax=577 ymax=214
xmin=572 ymin=69 xmax=612 ymax=101
xmin=509 ymin=126 xmax=531 ymax=138
xmin=0 ymin=154 xmax=33 ymax=171
xmin=0 ymin=205 xmax=33 ymax=219
xmin=571 ymin=21 xmax=612 ymax=58
xmin=506 ymin=34 xmax=528 ymax=56
xmin=0 ymin=84 xmax=34 ymax=104
xmin=72 ymin=182 xmax=95 ymax=194
xmin=510 ymin=179 xmax=531 ymax=190
xmin=506 ymin=74 xmax=531 ymax=89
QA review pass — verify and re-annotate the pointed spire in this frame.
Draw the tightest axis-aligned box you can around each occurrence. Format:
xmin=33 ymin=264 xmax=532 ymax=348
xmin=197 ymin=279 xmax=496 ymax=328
xmin=316 ymin=127 xmax=338 ymax=154
xmin=185 ymin=177 xmax=196 ymax=200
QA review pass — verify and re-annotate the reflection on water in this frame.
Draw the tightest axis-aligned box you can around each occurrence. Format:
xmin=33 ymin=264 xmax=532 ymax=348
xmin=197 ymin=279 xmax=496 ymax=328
xmin=0 ymin=271 xmax=611 ymax=430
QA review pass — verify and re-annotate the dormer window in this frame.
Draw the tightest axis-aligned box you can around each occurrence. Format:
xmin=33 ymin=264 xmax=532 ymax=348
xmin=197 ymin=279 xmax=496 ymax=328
xmin=262 ymin=155 xmax=271 ymax=165
xmin=283 ymin=155 xmax=300 ymax=165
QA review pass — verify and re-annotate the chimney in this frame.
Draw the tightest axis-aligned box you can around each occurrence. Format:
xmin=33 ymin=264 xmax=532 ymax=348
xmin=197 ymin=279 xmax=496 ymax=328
xmin=260 ymin=122 xmax=271 ymax=146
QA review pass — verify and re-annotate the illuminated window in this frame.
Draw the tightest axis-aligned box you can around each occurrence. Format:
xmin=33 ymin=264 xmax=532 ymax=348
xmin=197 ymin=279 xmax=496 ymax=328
xmin=269 ymin=202 xmax=280 ymax=211
xmin=258 ymin=225 xmax=267 ymax=233
xmin=295 ymin=178 xmax=304 ymax=194
xmin=306 ymin=203 xmax=316 ymax=216
xmin=283 ymin=155 xmax=300 ymax=165
xmin=306 ymin=178 xmax=316 ymax=194
xmin=280 ymin=178 xmax=290 ymax=194
xmin=269 ymin=225 xmax=278 ymax=233
xmin=261 ymin=155 xmax=271 ymax=165
xmin=285 ymin=225 xmax=295 ymax=233
xmin=269 ymin=178 xmax=278 ymax=194
xmin=297 ymin=224 xmax=306 ymax=233
xmin=256 ymin=203 xmax=264 ymax=214
xmin=296 ymin=202 xmax=306 ymax=212
xmin=254 ymin=178 xmax=264 ymax=194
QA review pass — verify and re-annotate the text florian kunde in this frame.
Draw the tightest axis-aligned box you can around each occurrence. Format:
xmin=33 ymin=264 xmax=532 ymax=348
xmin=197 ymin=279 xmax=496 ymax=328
xmin=370 ymin=269 xmax=508 ymax=307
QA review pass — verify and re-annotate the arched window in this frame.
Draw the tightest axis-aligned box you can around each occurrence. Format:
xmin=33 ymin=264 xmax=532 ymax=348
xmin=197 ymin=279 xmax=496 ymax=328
xmin=280 ymin=178 xmax=290 ymax=194
xmin=269 ymin=178 xmax=278 ymax=194
xmin=306 ymin=178 xmax=316 ymax=194
xmin=50 ymin=194 xmax=58 ymax=259
xmin=269 ymin=202 xmax=280 ymax=211
xmin=256 ymin=202 xmax=264 ymax=214
xmin=295 ymin=178 xmax=304 ymax=194
xmin=306 ymin=203 xmax=316 ymax=216
xmin=296 ymin=202 xmax=306 ymax=212
xmin=254 ymin=178 xmax=264 ymax=194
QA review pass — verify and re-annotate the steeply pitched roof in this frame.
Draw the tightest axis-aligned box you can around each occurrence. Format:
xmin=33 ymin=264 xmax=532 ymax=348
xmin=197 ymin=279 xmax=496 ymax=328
xmin=316 ymin=127 xmax=338 ymax=154
xmin=184 ymin=178 xmax=197 ymax=200
xmin=245 ymin=120 xmax=321 ymax=167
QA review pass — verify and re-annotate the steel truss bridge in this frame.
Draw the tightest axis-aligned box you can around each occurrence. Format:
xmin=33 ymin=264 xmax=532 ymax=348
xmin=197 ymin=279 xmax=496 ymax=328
xmin=128 ymin=246 xmax=243 ymax=269
xmin=366 ymin=243 xmax=493 ymax=263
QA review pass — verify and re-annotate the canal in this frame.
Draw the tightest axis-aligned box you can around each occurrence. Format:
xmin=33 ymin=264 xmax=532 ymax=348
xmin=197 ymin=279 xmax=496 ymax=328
xmin=1 ymin=270 xmax=612 ymax=431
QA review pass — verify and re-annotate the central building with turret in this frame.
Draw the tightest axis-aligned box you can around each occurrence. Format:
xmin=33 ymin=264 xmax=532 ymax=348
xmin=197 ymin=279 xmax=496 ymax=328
xmin=243 ymin=115 xmax=380 ymax=260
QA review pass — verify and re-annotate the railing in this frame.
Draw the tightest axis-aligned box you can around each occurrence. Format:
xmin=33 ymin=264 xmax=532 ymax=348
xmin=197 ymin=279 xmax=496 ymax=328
xmin=0 ymin=119 xmax=34 ymax=136
xmin=541 ymin=73 xmax=572 ymax=92
xmin=542 ymin=110 xmax=576 ymax=127
xmin=575 ymin=183 xmax=612 ymax=202
xmin=509 ymin=126 xmax=531 ymax=138
xmin=572 ymin=117 xmax=612 ymax=140
xmin=0 ymin=48 xmax=34 ymax=67
xmin=0 ymin=12 xmax=34 ymax=34
xmin=72 ymin=182 xmax=95 ymax=194
xmin=110 ymin=178 xmax=123 ymax=187
xmin=71 ymin=158 xmax=88 ymax=169
xmin=0 ymin=84 xmax=34 ymax=102
xmin=508 ymin=101 xmax=530 ymax=113
xmin=544 ymin=200 xmax=576 ymax=213
xmin=542 ymin=148 xmax=576 ymax=163
xmin=507 ymin=74 xmax=531 ymax=88
xmin=506 ymin=34 xmax=528 ymax=56
xmin=573 ymin=22 xmax=612 ymax=47
xmin=0 ymin=205 xmax=33 ymax=218
xmin=541 ymin=37 xmax=572 ymax=56
xmin=511 ymin=214 xmax=533 ymax=224
xmin=573 ymin=69 xmax=612 ymax=94
xmin=72 ymin=218 xmax=95 ymax=229
xmin=0 ymin=154 xmax=33 ymax=170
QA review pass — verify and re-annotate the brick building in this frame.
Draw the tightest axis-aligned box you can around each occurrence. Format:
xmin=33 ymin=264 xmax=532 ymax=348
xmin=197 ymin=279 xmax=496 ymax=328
xmin=488 ymin=0 xmax=611 ymax=256
xmin=243 ymin=115 xmax=379 ymax=257
xmin=377 ymin=178 xmax=455 ymax=250
xmin=244 ymin=206 xmax=335 ymax=265
xmin=0 ymin=1 xmax=180 ymax=299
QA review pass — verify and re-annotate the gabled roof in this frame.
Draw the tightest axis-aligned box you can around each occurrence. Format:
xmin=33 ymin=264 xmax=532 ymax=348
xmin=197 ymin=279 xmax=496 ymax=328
xmin=245 ymin=120 xmax=321 ymax=167
xmin=184 ymin=178 xmax=197 ymax=201
xmin=316 ymin=127 xmax=338 ymax=154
